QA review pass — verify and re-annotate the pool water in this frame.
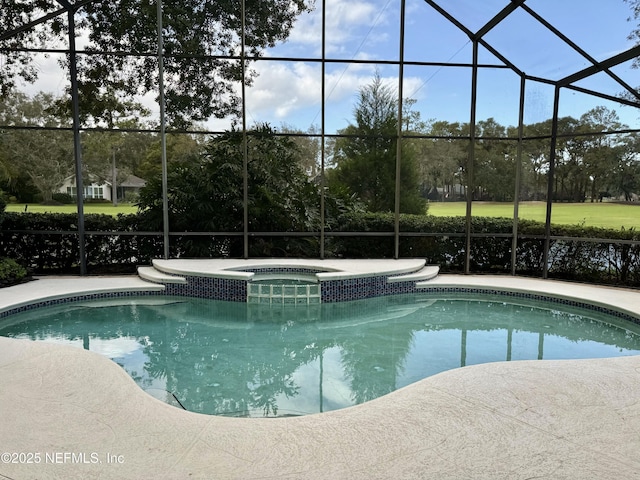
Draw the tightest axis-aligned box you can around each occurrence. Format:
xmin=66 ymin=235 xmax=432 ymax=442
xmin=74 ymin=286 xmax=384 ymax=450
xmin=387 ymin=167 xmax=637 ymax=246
xmin=2 ymin=293 xmax=640 ymax=417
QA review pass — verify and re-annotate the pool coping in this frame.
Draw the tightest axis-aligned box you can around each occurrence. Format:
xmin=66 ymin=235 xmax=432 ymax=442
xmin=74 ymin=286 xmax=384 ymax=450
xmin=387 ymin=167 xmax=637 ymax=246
xmin=151 ymin=258 xmax=428 ymax=280
xmin=2 ymin=268 xmax=640 ymax=479
xmin=0 ymin=275 xmax=165 ymax=317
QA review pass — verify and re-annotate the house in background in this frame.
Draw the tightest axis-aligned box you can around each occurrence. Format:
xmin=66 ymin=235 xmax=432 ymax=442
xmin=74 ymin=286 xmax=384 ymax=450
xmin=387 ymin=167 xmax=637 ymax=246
xmin=60 ymin=173 xmax=146 ymax=203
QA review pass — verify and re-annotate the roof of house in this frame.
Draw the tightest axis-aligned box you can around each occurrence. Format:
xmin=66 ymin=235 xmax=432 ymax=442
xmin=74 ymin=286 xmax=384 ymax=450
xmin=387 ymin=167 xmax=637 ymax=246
xmin=118 ymin=174 xmax=146 ymax=188
xmin=63 ymin=173 xmax=147 ymax=188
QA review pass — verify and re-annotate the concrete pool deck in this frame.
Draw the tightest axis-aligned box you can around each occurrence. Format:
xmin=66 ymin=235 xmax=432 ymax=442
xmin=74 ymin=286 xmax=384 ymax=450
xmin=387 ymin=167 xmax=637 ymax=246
xmin=2 ymin=264 xmax=640 ymax=479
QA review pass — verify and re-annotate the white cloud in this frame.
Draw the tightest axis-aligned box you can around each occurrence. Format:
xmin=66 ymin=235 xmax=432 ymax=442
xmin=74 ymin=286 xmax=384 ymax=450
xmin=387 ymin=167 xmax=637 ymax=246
xmin=240 ymin=59 xmax=427 ymax=132
xmin=19 ymin=52 xmax=68 ymax=95
xmin=247 ymin=62 xmax=321 ymax=119
xmin=285 ymin=0 xmax=394 ymax=56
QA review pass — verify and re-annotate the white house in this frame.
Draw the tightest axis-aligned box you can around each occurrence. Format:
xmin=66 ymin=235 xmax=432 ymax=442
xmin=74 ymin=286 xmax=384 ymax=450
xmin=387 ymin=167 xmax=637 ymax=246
xmin=59 ymin=174 xmax=146 ymax=202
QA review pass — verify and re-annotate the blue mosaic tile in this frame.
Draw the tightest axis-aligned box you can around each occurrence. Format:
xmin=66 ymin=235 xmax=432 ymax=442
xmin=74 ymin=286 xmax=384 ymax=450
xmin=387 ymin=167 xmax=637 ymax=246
xmin=0 ymin=290 xmax=163 ymax=319
xmin=162 ymin=276 xmax=247 ymax=302
xmin=320 ymin=276 xmax=417 ymax=302
xmin=418 ymin=286 xmax=640 ymax=325
xmin=243 ymin=267 xmax=324 ymax=275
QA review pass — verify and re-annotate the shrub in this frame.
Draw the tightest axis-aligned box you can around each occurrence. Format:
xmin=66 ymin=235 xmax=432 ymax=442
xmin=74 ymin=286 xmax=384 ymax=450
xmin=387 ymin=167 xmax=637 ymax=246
xmin=51 ymin=192 xmax=75 ymax=204
xmin=0 ymin=194 xmax=5 ymax=229
xmin=123 ymin=191 xmax=139 ymax=203
xmin=0 ymin=258 xmax=28 ymax=287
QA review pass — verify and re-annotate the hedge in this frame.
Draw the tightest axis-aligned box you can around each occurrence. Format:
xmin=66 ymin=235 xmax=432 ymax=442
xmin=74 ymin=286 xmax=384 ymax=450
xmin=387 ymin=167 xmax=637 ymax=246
xmin=1 ymin=211 xmax=640 ymax=286
xmin=333 ymin=213 xmax=640 ymax=285
xmin=0 ymin=212 xmax=163 ymax=274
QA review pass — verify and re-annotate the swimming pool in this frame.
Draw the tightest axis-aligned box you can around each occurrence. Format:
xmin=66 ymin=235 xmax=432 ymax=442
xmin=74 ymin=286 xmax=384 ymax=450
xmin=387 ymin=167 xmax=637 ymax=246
xmin=2 ymin=292 xmax=639 ymax=417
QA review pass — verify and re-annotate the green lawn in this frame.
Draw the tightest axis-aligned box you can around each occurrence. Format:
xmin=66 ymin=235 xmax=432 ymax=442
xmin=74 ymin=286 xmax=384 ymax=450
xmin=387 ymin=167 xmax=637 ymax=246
xmin=5 ymin=201 xmax=640 ymax=230
xmin=5 ymin=203 xmax=139 ymax=215
xmin=428 ymin=201 xmax=640 ymax=230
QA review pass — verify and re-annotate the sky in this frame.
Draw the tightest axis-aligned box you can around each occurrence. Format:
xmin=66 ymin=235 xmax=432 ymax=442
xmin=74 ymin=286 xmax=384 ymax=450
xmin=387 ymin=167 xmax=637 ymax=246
xmin=18 ymin=0 xmax=640 ymax=133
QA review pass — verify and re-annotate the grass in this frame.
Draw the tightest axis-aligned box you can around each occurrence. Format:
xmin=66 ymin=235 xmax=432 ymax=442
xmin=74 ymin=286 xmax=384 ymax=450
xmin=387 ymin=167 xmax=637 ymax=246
xmin=5 ymin=201 xmax=640 ymax=229
xmin=5 ymin=203 xmax=139 ymax=215
xmin=428 ymin=201 xmax=640 ymax=230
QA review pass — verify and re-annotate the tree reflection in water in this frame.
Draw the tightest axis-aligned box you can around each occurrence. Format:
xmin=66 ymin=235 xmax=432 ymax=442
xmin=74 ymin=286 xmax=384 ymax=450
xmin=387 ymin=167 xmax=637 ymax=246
xmin=2 ymin=294 xmax=640 ymax=417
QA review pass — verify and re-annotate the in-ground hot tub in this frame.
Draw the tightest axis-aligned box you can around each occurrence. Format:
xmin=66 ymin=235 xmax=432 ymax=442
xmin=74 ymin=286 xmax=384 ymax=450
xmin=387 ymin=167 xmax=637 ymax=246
xmin=137 ymin=258 xmax=440 ymax=303
xmin=247 ymin=274 xmax=321 ymax=304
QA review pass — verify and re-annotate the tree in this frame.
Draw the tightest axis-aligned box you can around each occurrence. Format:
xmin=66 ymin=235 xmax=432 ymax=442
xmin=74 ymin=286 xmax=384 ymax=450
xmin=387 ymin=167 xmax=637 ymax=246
xmin=0 ymin=92 xmax=73 ymax=202
xmin=615 ymin=134 xmax=640 ymax=201
xmin=136 ymin=132 xmax=205 ymax=181
xmin=578 ymin=107 xmax=626 ymax=202
xmin=415 ymin=121 xmax=468 ymax=201
xmin=48 ymin=87 xmax=153 ymax=130
xmin=1 ymin=1 xmax=314 ymax=128
xmin=517 ymin=121 xmax=553 ymax=201
xmin=138 ymin=123 xmax=358 ymax=256
xmin=328 ymin=73 xmax=426 ymax=214
xmin=473 ymin=118 xmax=515 ymax=201
xmin=81 ymin=125 xmax=161 ymax=204
xmin=549 ymin=116 xmax=586 ymax=202
xmin=279 ymin=124 xmax=321 ymax=178
xmin=625 ymin=0 xmax=640 ymax=69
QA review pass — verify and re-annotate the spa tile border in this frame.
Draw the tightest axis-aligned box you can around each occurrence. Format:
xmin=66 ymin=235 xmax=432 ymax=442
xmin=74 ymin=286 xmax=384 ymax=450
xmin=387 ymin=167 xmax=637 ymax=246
xmin=152 ymin=273 xmax=419 ymax=302
xmin=162 ymin=275 xmax=247 ymax=302
xmin=321 ymin=277 xmax=416 ymax=302
xmin=2 ymin=280 xmax=638 ymax=328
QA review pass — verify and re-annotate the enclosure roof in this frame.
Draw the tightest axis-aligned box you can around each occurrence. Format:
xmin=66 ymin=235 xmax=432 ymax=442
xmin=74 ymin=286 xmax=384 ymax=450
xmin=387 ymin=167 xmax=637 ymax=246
xmin=427 ymin=0 xmax=640 ymax=108
xmin=2 ymin=0 xmax=640 ymax=127
xmin=4 ymin=1 xmax=640 ymax=100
